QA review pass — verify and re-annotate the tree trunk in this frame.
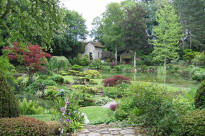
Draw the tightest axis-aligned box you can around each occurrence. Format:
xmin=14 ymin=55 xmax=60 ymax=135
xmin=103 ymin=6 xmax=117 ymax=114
xmin=190 ymin=29 xmax=192 ymax=49
xmin=164 ymin=56 xmax=167 ymax=85
xmin=115 ymin=46 xmax=117 ymax=65
xmin=134 ymin=51 xmax=136 ymax=80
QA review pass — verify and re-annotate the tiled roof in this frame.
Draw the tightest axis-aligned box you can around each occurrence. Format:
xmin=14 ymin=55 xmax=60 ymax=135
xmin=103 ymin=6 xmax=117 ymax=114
xmin=89 ymin=42 xmax=104 ymax=48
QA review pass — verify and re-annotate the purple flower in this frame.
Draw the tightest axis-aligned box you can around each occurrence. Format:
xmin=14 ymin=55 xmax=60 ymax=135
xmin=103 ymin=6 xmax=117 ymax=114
xmin=60 ymin=107 xmax=65 ymax=112
xmin=66 ymin=102 xmax=70 ymax=105
xmin=68 ymin=112 xmax=71 ymax=116
xmin=66 ymin=119 xmax=70 ymax=122
xmin=109 ymin=104 xmax=117 ymax=111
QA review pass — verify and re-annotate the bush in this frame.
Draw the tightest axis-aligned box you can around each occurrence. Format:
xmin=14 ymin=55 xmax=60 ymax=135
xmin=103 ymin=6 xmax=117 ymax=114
xmin=0 ymin=72 xmax=19 ymax=118
xmin=49 ymin=56 xmax=71 ymax=73
xmin=0 ymin=116 xmax=49 ymax=136
xmin=174 ymin=109 xmax=205 ymax=136
xmin=102 ymin=65 xmax=111 ymax=72
xmin=46 ymin=121 xmax=60 ymax=136
xmin=193 ymin=51 xmax=205 ymax=66
xmin=93 ymin=96 xmax=112 ymax=106
xmin=77 ymin=54 xmax=90 ymax=66
xmin=191 ymin=67 xmax=205 ymax=81
xmin=194 ymin=80 xmax=205 ymax=109
xmin=83 ymin=70 xmax=102 ymax=79
xmin=104 ymin=83 xmax=129 ymax=98
xmin=183 ymin=49 xmax=198 ymax=63
xmin=18 ymin=98 xmax=44 ymax=115
xmin=102 ymin=75 xmax=130 ymax=87
xmin=89 ymin=59 xmax=102 ymax=69
xmin=72 ymin=64 xmax=82 ymax=71
xmin=28 ymin=78 xmax=57 ymax=92
xmin=50 ymin=75 xmax=64 ymax=84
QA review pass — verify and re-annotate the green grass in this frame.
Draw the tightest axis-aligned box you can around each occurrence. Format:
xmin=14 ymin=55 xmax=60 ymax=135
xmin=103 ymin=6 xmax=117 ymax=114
xmin=79 ymin=106 xmax=116 ymax=125
xmin=26 ymin=114 xmax=54 ymax=122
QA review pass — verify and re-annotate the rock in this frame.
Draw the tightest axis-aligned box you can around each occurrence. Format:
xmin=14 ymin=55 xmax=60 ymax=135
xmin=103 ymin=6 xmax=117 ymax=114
xmin=87 ymin=132 xmax=101 ymax=136
xmin=120 ymin=129 xmax=135 ymax=135
xmin=108 ymin=128 xmax=122 ymax=131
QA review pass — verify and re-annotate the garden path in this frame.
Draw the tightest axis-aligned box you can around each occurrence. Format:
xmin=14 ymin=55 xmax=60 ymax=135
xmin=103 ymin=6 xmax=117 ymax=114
xmin=73 ymin=124 xmax=148 ymax=136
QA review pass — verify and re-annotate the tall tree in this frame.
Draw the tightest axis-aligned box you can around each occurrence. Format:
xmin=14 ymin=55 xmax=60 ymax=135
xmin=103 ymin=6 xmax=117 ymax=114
xmin=150 ymin=0 xmax=183 ymax=64
xmin=174 ymin=0 xmax=205 ymax=51
xmin=101 ymin=2 xmax=124 ymax=64
xmin=0 ymin=0 xmax=62 ymax=49
xmin=121 ymin=4 xmax=149 ymax=66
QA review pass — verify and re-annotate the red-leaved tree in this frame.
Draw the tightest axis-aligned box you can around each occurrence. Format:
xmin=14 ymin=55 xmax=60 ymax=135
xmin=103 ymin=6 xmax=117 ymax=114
xmin=102 ymin=75 xmax=130 ymax=87
xmin=4 ymin=42 xmax=52 ymax=76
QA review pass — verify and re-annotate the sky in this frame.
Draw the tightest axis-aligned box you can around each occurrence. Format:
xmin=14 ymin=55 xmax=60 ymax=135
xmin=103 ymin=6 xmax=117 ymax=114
xmin=60 ymin=0 xmax=124 ymax=32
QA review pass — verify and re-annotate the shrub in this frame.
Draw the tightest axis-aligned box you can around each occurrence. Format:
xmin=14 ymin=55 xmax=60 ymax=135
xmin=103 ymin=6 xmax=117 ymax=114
xmin=72 ymin=64 xmax=82 ymax=71
xmin=104 ymin=83 xmax=129 ymax=98
xmin=193 ymin=51 xmax=205 ymax=66
xmin=0 ymin=116 xmax=49 ymax=136
xmin=49 ymin=56 xmax=71 ymax=73
xmin=93 ymin=96 xmax=112 ymax=106
xmin=28 ymin=78 xmax=57 ymax=92
xmin=102 ymin=75 xmax=130 ymax=87
xmin=194 ymin=80 xmax=205 ymax=109
xmin=83 ymin=70 xmax=102 ymax=79
xmin=102 ymin=65 xmax=111 ymax=72
xmin=0 ymin=72 xmax=19 ymax=118
xmin=183 ymin=49 xmax=198 ymax=63
xmin=68 ymin=70 xmax=83 ymax=76
xmin=18 ymin=98 xmax=44 ymax=115
xmin=89 ymin=59 xmax=102 ymax=69
xmin=191 ymin=67 xmax=205 ymax=81
xmin=46 ymin=121 xmax=61 ymax=136
xmin=77 ymin=54 xmax=90 ymax=66
xmin=174 ymin=109 xmax=205 ymax=136
xmin=109 ymin=104 xmax=117 ymax=111
xmin=50 ymin=75 xmax=64 ymax=84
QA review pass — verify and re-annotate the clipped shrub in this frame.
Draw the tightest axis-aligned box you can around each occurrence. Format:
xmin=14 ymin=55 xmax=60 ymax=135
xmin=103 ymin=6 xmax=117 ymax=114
xmin=83 ymin=70 xmax=102 ymax=79
xmin=194 ymin=80 xmax=205 ymax=109
xmin=72 ymin=64 xmax=82 ymax=71
xmin=49 ymin=56 xmax=71 ymax=73
xmin=102 ymin=75 xmax=130 ymax=87
xmin=18 ymin=98 xmax=44 ymax=115
xmin=93 ymin=96 xmax=112 ymax=106
xmin=0 ymin=116 xmax=49 ymax=136
xmin=77 ymin=54 xmax=90 ymax=66
xmin=0 ymin=72 xmax=19 ymax=118
xmin=68 ymin=70 xmax=83 ymax=76
xmin=175 ymin=109 xmax=205 ymax=136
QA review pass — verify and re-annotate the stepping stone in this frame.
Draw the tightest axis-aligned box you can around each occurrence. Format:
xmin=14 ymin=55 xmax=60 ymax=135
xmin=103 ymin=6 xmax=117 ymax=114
xmin=108 ymin=128 xmax=122 ymax=131
xmin=110 ymin=131 xmax=119 ymax=135
xmin=82 ymin=129 xmax=90 ymax=133
xmin=120 ymin=129 xmax=135 ymax=135
xmin=87 ymin=132 xmax=101 ymax=136
xmin=102 ymin=134 xmax=112 ymax=136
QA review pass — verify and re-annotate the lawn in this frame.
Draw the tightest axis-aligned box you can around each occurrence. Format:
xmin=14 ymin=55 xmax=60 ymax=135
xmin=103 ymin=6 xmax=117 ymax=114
xmin=79 ymin=106 xmax=116 ymax=125
xmin=26 ymin=114 xmax=55 ymax=122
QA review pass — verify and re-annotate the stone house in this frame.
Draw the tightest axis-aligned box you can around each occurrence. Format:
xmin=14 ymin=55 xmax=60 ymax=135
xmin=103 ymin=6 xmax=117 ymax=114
xmin=82 ymin=42 xmax=104 ymax=60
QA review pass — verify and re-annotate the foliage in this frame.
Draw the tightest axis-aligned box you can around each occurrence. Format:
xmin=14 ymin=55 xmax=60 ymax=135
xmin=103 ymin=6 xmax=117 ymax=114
xmin=174 ymin=109 xmax=205 ymax=136
xmin=102 ymin=75 xmax=130 ymax=87
xmin=0 ymin=116 xmax=49 ymax=136
xmin=72 ymin=64 xmax=82 ymax=71
xmin=83 ymin=70 xmax=102 ymax=79
xmin=50 ymin=75 xmax=64 ymax=84
xmin=4 ymin=42 xmax=52 ymax=75
xmin=49 ymin=56 xmax=71 ymax=73
xmin=46 ymin=121 xmax=61 ymax=136
xmin=93 ymin=96 xmax=112 ymax=106
xmin=28 ymin=78 xmax=57 ymax=93
xmin=194 ymin=80 xmax=205 ymax=109
xmin=191 ymin=67 xmax=205 ymax=81
xmin=0 ymin=72 xmax=19 ymax=118
xmin=18 ymin=98 xmax=43 ymax=115
xmin=183 ymin=49 xmax=198 ymax=63
xmin=68 ymin=70 xmax=83 ymax=76
xmin=0 ymin=0 xmax=62 ymax=48
xmin=89 ymin=59 xmax=103 ymax=70
xmin=150 ymin=0 xmax=183 ymax=63
xmin=192 ymin=51 xmax=205 ymax=66
xmin=115 ymin=82 xmax=194 ymax=135
xmin=0 ymin=56 xmax=16 ymax=80
xmin=76 ymin=54 xmax=90 ymax=66
xmin=104 ymin=83 xmax=129 ymax=98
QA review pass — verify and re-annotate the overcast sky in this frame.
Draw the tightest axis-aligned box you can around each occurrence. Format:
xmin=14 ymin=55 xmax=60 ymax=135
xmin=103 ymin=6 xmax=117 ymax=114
xmin=60 ymin=0 xmax=124 ymax=32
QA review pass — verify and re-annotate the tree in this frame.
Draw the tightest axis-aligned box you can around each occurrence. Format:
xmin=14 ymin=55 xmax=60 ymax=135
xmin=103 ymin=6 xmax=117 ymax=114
xmin=4 ymin=42 xmax=52 ymax=78
xmin=150 ymin=0 xmax=183 ymax=63
xmin=101 ymin=3 xmax=124 ymax=64
xmin=0 ymin=0 xmax=62 ymax=49
xmin=52 ymin=9 xmax=88 ymax=58
xmin=174 ymin=0 xmax=205 ymax=51
xmin=121 ymin=4 xmax=149 ymax=79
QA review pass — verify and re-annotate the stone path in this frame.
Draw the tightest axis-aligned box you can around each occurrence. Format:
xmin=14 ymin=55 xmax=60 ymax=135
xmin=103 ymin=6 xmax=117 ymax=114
xmin=73 ymin=124 xmax=148 ymax=136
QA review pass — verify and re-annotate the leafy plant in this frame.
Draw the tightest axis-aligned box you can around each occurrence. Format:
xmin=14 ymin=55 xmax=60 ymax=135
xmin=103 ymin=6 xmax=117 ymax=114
xmin=83 ymin=70 xmax=102 ymax=79
xmin=0 ymin=116 xmax=49 ymax=136
xmin=72 ymin=64 xmax=82 ymax=71
xmin=194 ymin=80 xmax=205 ymax=109
xmin=89 ymin=59 xmax=103 ymax=70
xmin=49 ymin=56 xmax=71 ymax=73
xmin=18 ymin=98 xmax=44 ymax=115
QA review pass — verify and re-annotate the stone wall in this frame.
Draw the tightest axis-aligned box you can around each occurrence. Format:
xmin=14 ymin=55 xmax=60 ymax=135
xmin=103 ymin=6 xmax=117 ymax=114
xmin=82 ymin=43 xmax=102 ymax=60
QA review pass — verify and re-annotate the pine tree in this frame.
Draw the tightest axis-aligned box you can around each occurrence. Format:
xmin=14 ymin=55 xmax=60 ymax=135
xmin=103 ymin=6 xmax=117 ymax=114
xmin=150 ymin=0 xmax=183 ymax=63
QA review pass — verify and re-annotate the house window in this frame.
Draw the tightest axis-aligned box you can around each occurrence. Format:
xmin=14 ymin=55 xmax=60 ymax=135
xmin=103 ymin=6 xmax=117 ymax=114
xmin=89 ymin=52 xmax=93 ymax=60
